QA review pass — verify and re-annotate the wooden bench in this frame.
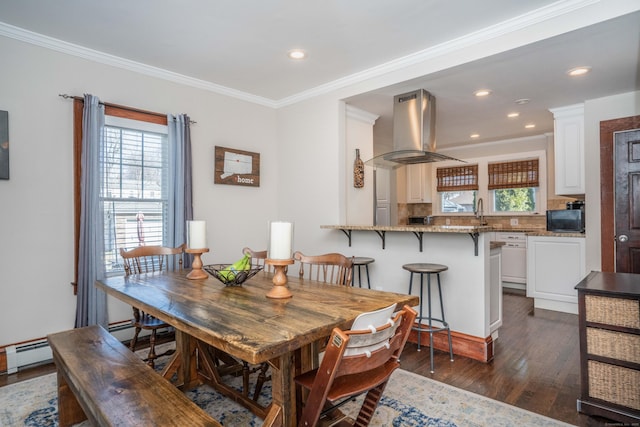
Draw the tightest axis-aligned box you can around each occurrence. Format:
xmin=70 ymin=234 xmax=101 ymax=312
xmin=47 ymin=324 xmax=221 ymax=427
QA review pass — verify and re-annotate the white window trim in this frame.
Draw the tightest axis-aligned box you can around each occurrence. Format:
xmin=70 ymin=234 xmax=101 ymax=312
xmin=431 ymin=149 xmax=547 ymax=216
xmin=105 ymin=115 xmax=168 ymax=134
xmin=102 ymin=117 xmax=170 ymax=276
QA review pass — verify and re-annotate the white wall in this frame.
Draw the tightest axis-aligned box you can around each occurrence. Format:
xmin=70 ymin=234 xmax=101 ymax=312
xmin=275 ymin=95 xmax=347 ymax=254
xmin=584 ymin=91 xmax=640 ymax=271
xmin=0 ymin=36 xmax=278 ymax=345
xmin=345 ymin=106 xmax=376 ymax=225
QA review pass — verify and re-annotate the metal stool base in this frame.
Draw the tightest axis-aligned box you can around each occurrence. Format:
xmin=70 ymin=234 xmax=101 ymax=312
xmin=351 ymin=257 xmax=374 ymax=289
xmin=403 ymin=263 xmax=454 ymax=373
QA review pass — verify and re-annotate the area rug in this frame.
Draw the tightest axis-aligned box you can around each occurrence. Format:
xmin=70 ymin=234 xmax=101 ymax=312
xmin=0 ymin=344 xmax=575 ymax=427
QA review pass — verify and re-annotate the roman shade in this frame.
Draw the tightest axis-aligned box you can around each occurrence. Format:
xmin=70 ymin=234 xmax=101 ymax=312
xmin=436 ymin=164 xmax=479 ymax=192
xmin=488 ymin=159 xmax=539 ymax=190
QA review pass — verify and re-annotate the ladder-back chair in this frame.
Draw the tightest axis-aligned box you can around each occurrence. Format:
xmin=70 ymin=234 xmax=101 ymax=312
xmin=295 ymin=304 xmax=417 ymax=427
xmin=293 ymin=251 xmax=354 ymax=286
xmin=242 ymin=246 xmax=286 ymax=274
xmin=242 ymin=247 xmax=269 ymax=272
xmin=120 ymin=244 xmax=185 ymax=367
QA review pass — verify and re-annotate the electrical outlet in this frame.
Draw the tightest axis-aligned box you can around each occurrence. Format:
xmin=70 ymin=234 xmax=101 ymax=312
xmin=445 ymin=218 xmax=451 ymax=225
xmin=510 ymin=218 xmax=518 ymax=226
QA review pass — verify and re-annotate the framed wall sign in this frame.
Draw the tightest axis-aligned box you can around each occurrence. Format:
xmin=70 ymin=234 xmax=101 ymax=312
xmin=0 ymin=110 xmax=8 ymax=180
xmin=214 ymin=146 xmax=260 ymax=187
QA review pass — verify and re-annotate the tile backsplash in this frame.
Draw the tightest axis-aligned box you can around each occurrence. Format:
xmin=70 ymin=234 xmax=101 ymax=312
xmin=397 ymin=197 xmax=583 ymax=229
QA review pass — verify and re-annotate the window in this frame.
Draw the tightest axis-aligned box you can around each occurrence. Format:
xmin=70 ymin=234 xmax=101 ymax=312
xmin=102 ymin=117 xmax=169 ymax=275
xmin=488 ymin=159 xmax=539 ymax=213
xmin=436 ymin=164 xmax=478 ymax=213
xmin=72 ymin=98 xmax=172 ymax=294
xmin=440 ymin=191 xmax=476 ymax=213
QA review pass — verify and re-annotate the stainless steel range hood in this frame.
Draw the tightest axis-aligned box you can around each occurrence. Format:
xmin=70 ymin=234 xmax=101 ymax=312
xmin=365 ymin=89 xmax=462 ymax=168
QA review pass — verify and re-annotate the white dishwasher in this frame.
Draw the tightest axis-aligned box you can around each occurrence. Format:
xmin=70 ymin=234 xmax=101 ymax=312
xmin=495 ymin=232 xmax=527 ymax=290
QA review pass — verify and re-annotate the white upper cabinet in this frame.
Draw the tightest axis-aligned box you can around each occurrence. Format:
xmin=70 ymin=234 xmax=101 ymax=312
xmin=405 ymin=163 xmax=432 ymax=203
xmin=550 ymin=104 xmax=585 ymax=195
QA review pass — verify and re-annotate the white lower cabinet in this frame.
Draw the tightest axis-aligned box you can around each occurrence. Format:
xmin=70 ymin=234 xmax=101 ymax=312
xmin=490 ymin=245 xmax=503 ymax=334
xmin=494 ymin=232 xmax=526 ymax=286
xmin=526 ymin=235 xmax=587 ymax=314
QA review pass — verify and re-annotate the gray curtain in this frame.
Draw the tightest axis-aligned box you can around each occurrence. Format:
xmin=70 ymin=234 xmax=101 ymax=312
xmin=75 ymin=94 xmax=107 ymax=328
xmin=167 ymin=114 xmax=193 ymax=267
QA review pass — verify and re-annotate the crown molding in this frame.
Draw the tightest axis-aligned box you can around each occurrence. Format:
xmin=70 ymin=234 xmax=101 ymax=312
xmin=275 ymin=0 xmax=600 ymax=107
xmin=346 ymin=105 xmax=379 ymax=125
xmin=0 ymin=0 xmax=600 ymax=109
xmin=440 ymin=133 xmax=549 ymax=152
xmin=0 ymin=21 xmax=278 ymax=108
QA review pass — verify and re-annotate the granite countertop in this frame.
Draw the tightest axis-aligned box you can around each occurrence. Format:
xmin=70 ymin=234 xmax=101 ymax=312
xmin=321 ymin=224 xmax=585 ymax=237
xmin=490 ymin=241 xmax=506 ymax=250
xmin=525 ymin=230 xmax=585 ymax=237
xmin=321 ymin=224 xmax=494 ymax=233
xmin=492 ymin=228 xmax=585 ymax=237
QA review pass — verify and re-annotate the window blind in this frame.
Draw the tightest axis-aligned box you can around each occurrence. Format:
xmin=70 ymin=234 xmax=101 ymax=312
xmin=102 ymin=125 xmax=168 ymax=273
xmin=436 ymin=164 xmax=479 ymax=192
xmin=488 ymin=159 xmax=539 ymax=190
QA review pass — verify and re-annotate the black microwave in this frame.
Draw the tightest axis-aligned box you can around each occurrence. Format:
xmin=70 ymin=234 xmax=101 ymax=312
xmin=546 ymin=209 xmax=585 ymax=233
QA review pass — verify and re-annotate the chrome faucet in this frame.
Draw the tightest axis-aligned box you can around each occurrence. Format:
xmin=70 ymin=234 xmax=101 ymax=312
xmin=475 ymin=197 xmax=488 ymax=225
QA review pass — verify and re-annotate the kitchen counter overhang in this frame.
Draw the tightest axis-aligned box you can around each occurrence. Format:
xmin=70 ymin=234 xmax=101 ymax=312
xmin=321 ymin=224 xmax=493 ymax=255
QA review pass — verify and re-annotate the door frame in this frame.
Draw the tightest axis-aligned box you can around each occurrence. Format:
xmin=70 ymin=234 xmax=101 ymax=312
xmin=600 ymin=115 xmax=640 ymax=272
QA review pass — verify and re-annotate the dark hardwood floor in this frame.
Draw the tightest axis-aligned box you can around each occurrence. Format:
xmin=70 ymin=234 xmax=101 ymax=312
xmin=401 ymin=290 xmax=606 ymax=427
xmin=0 ymin=291 xmax=609 ymax=426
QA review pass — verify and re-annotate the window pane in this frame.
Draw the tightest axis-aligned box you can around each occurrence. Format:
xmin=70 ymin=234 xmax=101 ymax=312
xmin=440 ymin=191 xmax=476 ymax=213
xmin=101 ymin=124 xmax=168 ymax=275
xmin=493 ymin=188 xmax=537 ymax=212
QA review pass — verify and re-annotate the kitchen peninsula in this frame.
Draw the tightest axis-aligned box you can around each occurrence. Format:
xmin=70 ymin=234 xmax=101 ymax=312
xmin=322 ymin=224 xmax=498 ymax=362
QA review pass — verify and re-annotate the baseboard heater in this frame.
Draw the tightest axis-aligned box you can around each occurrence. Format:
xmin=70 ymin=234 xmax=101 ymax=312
xmin=4 ymin=322 xmax=138 ymax=374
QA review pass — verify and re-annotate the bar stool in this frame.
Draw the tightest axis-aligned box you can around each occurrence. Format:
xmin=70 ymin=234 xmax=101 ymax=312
xmin=351 ymin=257 xmax=374 ymax=288
xmin=402 ymin=263 xmax=454 ymax=373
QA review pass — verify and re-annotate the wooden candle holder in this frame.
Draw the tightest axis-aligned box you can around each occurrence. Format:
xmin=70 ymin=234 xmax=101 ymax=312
xmin=265 ymin=258 xmax=294 ymax=299
xmin=186 ymin=248 xmax=210 ymax=280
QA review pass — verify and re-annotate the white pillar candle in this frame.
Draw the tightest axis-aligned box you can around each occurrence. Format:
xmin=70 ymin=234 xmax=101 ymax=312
xmin=268 ymin=221 xmax=293 ymax=260
xmin=187 ymin=220 xmax=207 ymax=249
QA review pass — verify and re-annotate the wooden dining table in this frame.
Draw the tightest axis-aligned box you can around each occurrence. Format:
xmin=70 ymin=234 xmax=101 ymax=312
xmin=96 ymin=269 xmax=418 ymax=427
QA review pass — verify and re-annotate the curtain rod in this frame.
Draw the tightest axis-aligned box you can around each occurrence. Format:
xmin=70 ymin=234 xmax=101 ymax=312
xmin=58 ymin=94 xmax=196 ymax=124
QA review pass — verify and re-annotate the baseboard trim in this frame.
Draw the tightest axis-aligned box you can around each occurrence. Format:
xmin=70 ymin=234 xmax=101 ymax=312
xmin=408 ymin=325 xmax=493 ymax=363
xmin=0 ymin=320 xmax=173 ymax=375
xmin=0 ymin=348 xmax=6 ymax=374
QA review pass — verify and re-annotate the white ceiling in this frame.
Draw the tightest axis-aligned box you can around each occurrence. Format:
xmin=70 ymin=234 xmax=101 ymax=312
xmin=0 ymin=1 xmax=639 ymax=148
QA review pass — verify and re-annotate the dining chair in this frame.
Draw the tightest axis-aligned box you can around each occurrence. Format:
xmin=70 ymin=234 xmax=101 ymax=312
xmin=242 ymin=246 xmax=270 ymax=272
xmin=119 ymin=244 xmax=185 ymax=368
xmin=293 ymin=251 xmax=354 ymax=286
xmin=294 ymin=304 xmax=417 ymax=427
xmin=242 ymin=246 xmax=288 ymax=275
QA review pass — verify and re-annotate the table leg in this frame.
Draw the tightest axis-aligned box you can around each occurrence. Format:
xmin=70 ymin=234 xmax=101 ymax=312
xmin=265 ymin=351 xmax=296 ymax=427
xmin=171 ymin=330 xmax=199 ymax=390
xmin=160 ymin=349 xmax=181 ymax=382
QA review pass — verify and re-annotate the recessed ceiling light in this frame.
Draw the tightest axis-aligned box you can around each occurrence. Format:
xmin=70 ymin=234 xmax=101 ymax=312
xmin=515 ymin=98 xmax=530 ymax=105
xmin=470 ymin=133 xmax=480 ymax=138
xmin=507 ymin=112 xmax=520 ymax=118
xmin=567 ymin=66 xmax=591 ymax=77
xmin=525 ymin=123 xmax=536 ymax=129
xmin=474 ymin=89 xmax=491 ymax=97
xmin=288 ymin=49 xmax=306 ymax=60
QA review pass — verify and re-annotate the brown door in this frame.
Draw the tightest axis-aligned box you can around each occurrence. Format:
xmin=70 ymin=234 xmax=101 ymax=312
xmin=615 ymin=129 xmax=640 ymax=273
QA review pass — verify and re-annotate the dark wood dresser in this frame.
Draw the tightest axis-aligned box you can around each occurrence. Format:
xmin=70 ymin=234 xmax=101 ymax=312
xmin=576 ymin=271 xmax=640 ymax=423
